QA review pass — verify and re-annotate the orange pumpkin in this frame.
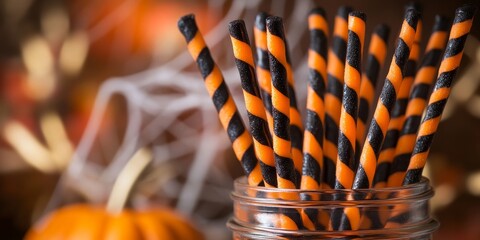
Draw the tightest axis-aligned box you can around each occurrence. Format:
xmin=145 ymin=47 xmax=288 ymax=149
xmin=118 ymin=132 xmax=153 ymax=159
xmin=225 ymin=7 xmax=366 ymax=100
xmin=25 ymin=204 xmax=204 ymax=240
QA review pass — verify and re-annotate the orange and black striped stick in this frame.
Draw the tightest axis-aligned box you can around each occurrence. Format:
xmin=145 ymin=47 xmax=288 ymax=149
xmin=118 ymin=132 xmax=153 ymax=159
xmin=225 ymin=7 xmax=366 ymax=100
xmin=387 ymin=15 xmax=450 ymax=187
xmin=254 ymin=12 xmax=274 ymax=135
xmin=353 ymin=9 xmax=420 ymax=189
xmin=267 ymin=15 xmax=304 ymax=230
xmin=356 ymin=24 xmax=390 ymax=161
xmin=331 ymin=11 xmax=366 ymax=231
xmin=403 ymin=5 xmax=477 ymax=185
xmin=323 ymin=6 xmax=352 ymax=189
xmin=267 ymin=16 xmax=299 ymax=190
xmin=300 ymin=7 xmax=329 ymax=231
xmin=374 ymin=13 xmax=423 ymax=188
xmin=229 ymin=20 xmax=277 ymax=188
xmin=178 ymin=14 xmax=263 ymax=187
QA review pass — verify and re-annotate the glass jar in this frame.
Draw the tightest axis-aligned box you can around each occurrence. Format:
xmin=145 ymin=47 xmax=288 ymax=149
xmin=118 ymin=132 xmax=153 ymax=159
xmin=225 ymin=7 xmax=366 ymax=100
xmin=228 ymin=177 xmax=439 ymax=239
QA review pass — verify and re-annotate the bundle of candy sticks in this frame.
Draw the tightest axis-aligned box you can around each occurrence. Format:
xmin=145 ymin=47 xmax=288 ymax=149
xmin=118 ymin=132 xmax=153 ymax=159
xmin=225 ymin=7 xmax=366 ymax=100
xmin=178 ymin=3 xmax=476 ymax=231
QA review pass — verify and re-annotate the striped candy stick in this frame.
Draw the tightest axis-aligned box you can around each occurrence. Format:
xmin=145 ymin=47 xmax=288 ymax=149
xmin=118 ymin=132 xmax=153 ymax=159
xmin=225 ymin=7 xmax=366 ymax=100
xmin=267 ymin=16 xmax=303 ymax=230
xmin=403 ymin=5 xmax=477 ymax=185
xmin=254 ymin=12 xmax=274 ymax=135
xmin=177 ymin=14 xmax=263 ymax=186
xmin=387 ymin=15 xmax=450 ymax=187
xmin=374 ymin=15 xmax=423 ymax=188
xmin=300 ymin=7 xmax=329 ymax=231
xmin=330 ymin=11 xmax=366 ymax=231
xmin=356 ymin=24 xmax=390 ymax=159
xmin=353 ymin=9 xmax=420 ymax=190
xmin=323 ymin=6 xmax=353 ymax=189
xmin=229 ymin=20 xmax=277 ymax=188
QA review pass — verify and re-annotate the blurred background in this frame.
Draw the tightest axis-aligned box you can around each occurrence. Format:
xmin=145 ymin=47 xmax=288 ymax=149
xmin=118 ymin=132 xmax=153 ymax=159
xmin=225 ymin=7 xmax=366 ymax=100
xmin=0 ymin=0 xmax=479 ymax=239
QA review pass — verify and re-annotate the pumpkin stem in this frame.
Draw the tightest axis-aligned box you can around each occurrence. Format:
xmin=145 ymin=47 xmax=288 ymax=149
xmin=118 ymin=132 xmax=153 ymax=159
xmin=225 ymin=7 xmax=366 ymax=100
xmin=106 ymin=148 xmax=152 ymax=214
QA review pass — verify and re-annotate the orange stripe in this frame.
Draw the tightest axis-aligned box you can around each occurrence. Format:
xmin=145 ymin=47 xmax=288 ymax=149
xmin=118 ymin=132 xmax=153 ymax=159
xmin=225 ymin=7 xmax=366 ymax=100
xmin=243 ymin=91 xmax=267 ymax=118
xmin=256 ymin=68 xmax=272 ymax=93
xmin=308 ymin=50 xmax=327 ymax=80
xmin=344 ymin=65 xmax=361 ymax=90
xmin=395 ymin=134 xmax=417 ymax=155
xmin=274 ymin=137 xmax=291 ymax=158
xmin=230 ymin=37 xmax=255 ymax=66
xmin=340 ymin=108 xmax=357 ymax=145
xmin=385 ymin=63 xmax=403 ymax=92
xmin=360 ymin=144 xmax=377 ymax=184
xmin=327 ymin=51 xmax=345 ymax=82
xmin=232 ymin=131 xmax=253 ymax=161
xmin=253 ymin=28 xmax=267 ymax=49
xmin=273 ymin=90 xmax=290 ymax=116
xmin=349 ymin=16 xmax=366 ymax=52
xmin=357 ymin=121 xmax=366 ymax=145
xmin=399 ymin=21 xmax=416 ymax=46
xmin=248 ymin=164 xmax=263 ymax=186
xmin=429 ymin=87 xmax=451 ymax=103
xmin=267 ymin=34 xmax=288 ymax=66
xmin=306 ymin=87 xmax=325 ymax=112
xmin=418 ymin=117 xmax=441 ymax=136
xmin=218 ymin=97 xmax=236 ymax=129
xmin=290 ymin=108 xmax=303 ymax=127
xmin=333 ymin=16 xmax=348 ymax=40
xmin=450 ymin=20 xmax=473 ymax=39
xmin=325 ymin=94 xmax=342 ymax=125
xmin=303 ymin=131 xmax=323 ymax=161
xmin=438 ymin=53 xmax=463 ymax=73
xmin=378 ymin=148 xmax=395 ymax=164
xmin=369 ymin=34 xmax=387 ymax=63
xmin=387 ymin=172 xmax=405 ymax=187
xmin=300 ymin=175 xmax=320 ymax=192
xmin=309 ymin=14 xmax=329 ymax=33
xmin=187 ymin=33 xmax=206 ymax=60
xmin=324 ymin=141 xmax=338 ymax=163
xmin=336 ymin=161 xmax=354 ymax=188
xmin=414 ymin=67 xmax=436 ymax=84
xmin=345 ymin=207 xmax=361 ymax=230
xmin=408 ymin=151 xmax=429 ymax=169
xmin=359 ymin=76 xmax=375 ymax=105
xmin=253 ymin=139 xmax=274 ymax=166
xmin=373 ymin=103 xmax=390 ymax=133
xmin=204 ymin=67 xmax=223 ymax=96
xmin=425 ymin=32 xmax=448 ymax=51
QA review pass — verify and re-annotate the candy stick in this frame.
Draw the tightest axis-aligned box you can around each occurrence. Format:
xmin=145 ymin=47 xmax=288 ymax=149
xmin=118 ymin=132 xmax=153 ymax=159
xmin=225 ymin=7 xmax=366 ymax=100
xmin=353 ymin=9 xmax=420 ymax=189
xmin=323 ymin=6 xmax=352 ymax=189
xmin=387 ymin=15 xmax=450 ymax=187
xmin=267 ymin=16 xmax=304 ymax=230
xmin=330 ymin=11 xmax=366 ymax=231
xmin=374 ymin=12 xmax=423 ymax=188
xmin=267 ymin=16 xmax=299 ymax=190
xmin=300 ymin=7 xmax=329 ymax=231
xmin=335 ymin=11 xmax=366 ymax=190
xmin=229 ymin=20 xmax=278 ymax=188
xmin=254 ymin=12 xmax=274 ymax=135
xmin=356 ymin=24 xmax=390 ymax=160
xmin=285 ymin=35 xmax=304 ymax=188
xmin=403 ymin=5 xmax=477 ymax=185
xmin=177 ymin=14 xmax=263 ymax=186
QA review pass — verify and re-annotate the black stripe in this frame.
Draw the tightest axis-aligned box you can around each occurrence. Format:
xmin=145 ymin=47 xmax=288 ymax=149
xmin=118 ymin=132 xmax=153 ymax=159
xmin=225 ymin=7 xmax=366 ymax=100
xmin=247 ymin=112 xmax=272 ymax=146
xmin=444 ymin=35 xmax=468 ymax=58
xmin=260 ymin=90 xmax=273 ymax=114
xmin=288 ymin=84 xmax=299 ymax=108
xmin=323 ymin=156 xmax=336 ymax=188
xmin=401 ymin=115 xmax=422 ymax=135
xmin=358 ymin=98 xmax=370 ymax=123
xmin=256 ymin=48 xmax=270 ymax=69
xmin=453 ymin=5 xmax=477 ymax=24
xmin=365 ymin=55 xmax=381 ymax=86
xmin=346 ymin=30 xmax=362 ymax=72
xmin=269 ymin=56 xmax=289 ymax=96
xmin=259 ymin=160 xmax=277 ymax=187
xmin=373 ymin=162 xmax=391 ymax=184
xmin=367 ymin=119 xmax=385 ymax=157
xmin=281 ymin=208 xmax=305 ymax=230
xmin=409 ymin=83 xmax=430 ymax=99
xmin=391 ymin=98 xmax=408 ymax=118
xmin=380 ymin=79 xmax=397 ymax=110
xmin=241 ymin=145 xmax=257 ymax=175
xmin=309 ymin=7 xmax=326 ymax=17
xmin=305 ymin=110 xmax=324 ymax=145
xmin=412 ymin=133 xmax=434 ymax=155
xmin=266 ymin=16 xmax=285 ymax=38
xmin=403 ymin=167 xmax=424 ymax=185
xmin=310 ymin=29 xmax=328 ymax=59
xmin=435 ymin=69 xmax=457 ymax=89
xmin=382 ymin=129 xmax=400 ymax=149
xmin=326 ymin=74 xmax=344 ymax=100
xmin=433 ymin=15 xmax=451 ymax=32
xmin=349 ymin=11 xmax=366 ymax=21
xmin=391 ymin=153 xmax=412 ymax=173
xmin=197 ymin=48 xmax=215 ymax=79
xmin=228 ymin=20 xmax=249 ymax=43
xmin=338 ymin=213 xmax=353 ymax=231
xmin=325 ymin=115 xmax=339 ymax=145
xmin=177 ymin=14 xmax=198 ymax=42
xmin=236 ymin=60 xmax=258 ymax=95
xmin=343 ymin=85 xmax=359 ymax=118
xmin=275 ymin=154 xmax=297 ymax=183
xmin=394 ymin=38 xmax=410 ymax=69
xmin=353 ymin=165 xmax=370 ymax=189
xmin=227 ymin=112 xmax=246 ymax=141
xmin=423 ymin=99 xmax=447 ymax=121
xmin=403 ymin=59 xmax=417 ymax=77
xmin=290 ymin=125 xmax=303 ymax=150
xmin=338 ymin=131 xmax=355 ymax=168
xmin=331 ymin=36 xmax=347 ymax=63
xmin=337 ymin=6 xmax=353 ymax=20
xmin=421 ymin=49 xmax=443 ymax=67
xmin=308 ymin=69 xmax=326 ymax=98
xmin=375 ymin=24 xmax=390 ymax=42
xmin=387 ymin=210 xmax=411 ymax=223
xmin=255 ymin=12 xmax=268 ymax=31
xmin=302 ymin=153 xmax=321 ymax=181
xmin=212 ymin=81 xmax=229 ymax=112
xmin=272 ymin=108 xmax=290 ymax=140
xmin=404 ymin=9 xmax=420 ymax=30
